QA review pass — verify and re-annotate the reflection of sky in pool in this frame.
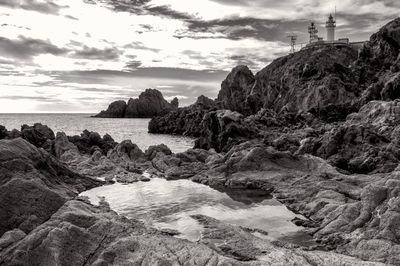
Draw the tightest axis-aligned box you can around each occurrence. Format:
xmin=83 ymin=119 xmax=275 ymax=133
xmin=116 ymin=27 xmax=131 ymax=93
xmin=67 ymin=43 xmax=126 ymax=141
xmin=81 ymin=178 xmax=311 ymax=244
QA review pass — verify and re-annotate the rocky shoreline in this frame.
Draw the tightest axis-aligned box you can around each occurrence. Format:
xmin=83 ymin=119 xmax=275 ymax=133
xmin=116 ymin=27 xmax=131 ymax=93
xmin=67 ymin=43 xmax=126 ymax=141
xmin=1 ymin=17 xmax=400 ymax=266
xmin=0 ymin=123 xmax=393 ymax=265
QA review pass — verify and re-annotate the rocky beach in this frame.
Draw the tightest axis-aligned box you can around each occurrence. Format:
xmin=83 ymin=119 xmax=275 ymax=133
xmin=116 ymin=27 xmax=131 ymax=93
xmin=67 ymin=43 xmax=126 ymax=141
xmin=1 ymin=16 xmax=400 ymax=266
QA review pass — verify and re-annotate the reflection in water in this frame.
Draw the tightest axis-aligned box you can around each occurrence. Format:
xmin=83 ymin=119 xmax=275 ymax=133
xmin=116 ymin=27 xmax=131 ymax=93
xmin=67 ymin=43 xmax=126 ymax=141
xmin=81 ymin=178 xmax=311 ymax=244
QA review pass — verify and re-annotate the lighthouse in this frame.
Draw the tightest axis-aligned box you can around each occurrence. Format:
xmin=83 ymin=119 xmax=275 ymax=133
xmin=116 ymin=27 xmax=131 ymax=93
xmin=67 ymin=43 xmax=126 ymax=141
xmin=326 ymin=14 xmax=336 ymax=42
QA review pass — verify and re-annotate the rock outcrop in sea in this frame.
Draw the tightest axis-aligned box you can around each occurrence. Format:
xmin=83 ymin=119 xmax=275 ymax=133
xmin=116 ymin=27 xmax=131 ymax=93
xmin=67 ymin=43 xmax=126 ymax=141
xmin=94 ymin=88 xmax=178 ymax=118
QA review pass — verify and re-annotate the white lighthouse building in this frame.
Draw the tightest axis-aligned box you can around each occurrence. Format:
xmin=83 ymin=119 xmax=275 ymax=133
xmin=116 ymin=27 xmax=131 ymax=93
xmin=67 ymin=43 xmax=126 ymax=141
xmin=326 ymin=14 xmax=336 ymax=42
xmin=300 ymin=13 xmax=367 ymax=51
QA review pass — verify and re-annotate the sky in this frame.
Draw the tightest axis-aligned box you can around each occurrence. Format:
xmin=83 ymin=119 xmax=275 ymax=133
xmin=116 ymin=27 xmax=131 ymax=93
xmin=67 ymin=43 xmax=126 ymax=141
xmin=0 ymin=0 xmax=399 ymax=113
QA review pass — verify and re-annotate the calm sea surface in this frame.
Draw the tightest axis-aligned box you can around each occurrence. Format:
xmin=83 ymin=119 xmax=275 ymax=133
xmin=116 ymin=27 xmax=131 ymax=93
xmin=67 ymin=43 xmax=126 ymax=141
xmin=0 ymin=113 xmax=194 ymax=153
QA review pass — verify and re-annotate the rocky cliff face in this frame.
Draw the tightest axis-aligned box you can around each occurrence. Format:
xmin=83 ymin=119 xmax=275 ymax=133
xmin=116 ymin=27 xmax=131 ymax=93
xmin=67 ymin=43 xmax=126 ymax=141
xmin=149 ymin=95 xmax=216 ymax=137
xmin=217 ymin=45 xmax=359 ymax=117
xmin=94 ymin=89 xmax=178 ymax=118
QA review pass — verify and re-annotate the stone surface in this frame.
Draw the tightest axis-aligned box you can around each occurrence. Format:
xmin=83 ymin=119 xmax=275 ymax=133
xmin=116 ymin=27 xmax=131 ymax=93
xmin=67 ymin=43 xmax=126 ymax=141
xmin=68 ymin=129 xmax=117 ymax=155
xmin=148 ymin=95 xmax=216 ymax=137
xmin=0 ymin=138 xmax=101 ymax=236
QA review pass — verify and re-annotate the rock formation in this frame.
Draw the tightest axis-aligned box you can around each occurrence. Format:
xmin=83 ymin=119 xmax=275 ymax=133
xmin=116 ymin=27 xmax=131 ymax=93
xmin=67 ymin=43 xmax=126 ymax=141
xmin=149 ymin=95 xmax=216 ymax=136
xmin=94 ymin=88 xmax=178 ymax=118
xmin=0 ymin=138 xmax=101 ymax=237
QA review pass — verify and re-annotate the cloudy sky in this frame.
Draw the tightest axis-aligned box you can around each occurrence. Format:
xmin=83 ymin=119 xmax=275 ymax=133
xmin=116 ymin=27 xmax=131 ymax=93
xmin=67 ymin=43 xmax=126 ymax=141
xmin=0 ymin=0 xmax=398 ymax=113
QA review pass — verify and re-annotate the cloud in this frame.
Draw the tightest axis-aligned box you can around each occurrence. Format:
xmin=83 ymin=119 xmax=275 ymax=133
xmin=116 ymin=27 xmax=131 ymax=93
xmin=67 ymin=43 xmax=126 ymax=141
xmin=52 ymin=67 xmax=229 ymax=83
xmin=1 ymin=95 xmax=60 ymax=102
xmin=0 ymin=36 xmax=67 ymax=60
xmin=124 ymin=60 xmax=142 ymax=70
xmin=0 ymin=0 xmax=63 ymax=14
xmin=72 ymin=46 xmax=121 ymax=60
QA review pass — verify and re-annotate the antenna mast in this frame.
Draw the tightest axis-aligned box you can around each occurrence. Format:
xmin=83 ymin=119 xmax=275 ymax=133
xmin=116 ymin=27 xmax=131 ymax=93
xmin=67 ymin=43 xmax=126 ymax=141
xmin=287 ymin=34 xmax=297 ymax=54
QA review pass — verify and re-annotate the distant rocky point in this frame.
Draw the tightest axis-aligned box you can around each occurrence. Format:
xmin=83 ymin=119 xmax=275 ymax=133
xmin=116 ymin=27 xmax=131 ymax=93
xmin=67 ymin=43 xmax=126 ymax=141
xmin=94 ymin=88 xmax=178 ymax=118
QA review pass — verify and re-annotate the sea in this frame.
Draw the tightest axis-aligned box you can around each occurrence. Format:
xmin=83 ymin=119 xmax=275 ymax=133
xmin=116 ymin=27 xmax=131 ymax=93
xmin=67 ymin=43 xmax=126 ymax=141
xmin=0 ymin=113 xmax=194 ymax=153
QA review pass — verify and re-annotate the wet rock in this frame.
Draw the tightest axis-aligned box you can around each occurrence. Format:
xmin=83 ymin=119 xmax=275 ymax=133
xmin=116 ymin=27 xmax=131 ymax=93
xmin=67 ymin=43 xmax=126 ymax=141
xmin=115 ymin=173 xmax=141 ymax=183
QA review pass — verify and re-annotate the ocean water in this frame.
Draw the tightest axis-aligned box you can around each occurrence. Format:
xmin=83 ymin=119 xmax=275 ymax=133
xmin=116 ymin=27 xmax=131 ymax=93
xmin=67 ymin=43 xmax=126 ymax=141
xmin=81 ymin=178 xmax=314 ymax=246
xmin=0 ymin=113 xmax=194 ymax=153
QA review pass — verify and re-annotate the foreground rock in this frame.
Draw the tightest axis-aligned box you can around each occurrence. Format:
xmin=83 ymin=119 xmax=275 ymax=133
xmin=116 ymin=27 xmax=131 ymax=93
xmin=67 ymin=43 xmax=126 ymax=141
xmin=95 ymin=88 xmax=178 ymax=118
xmin=183 ymin=142 xmax=400 ymax=265
xmin=0 ymin=138 xmax=101 ymax=237
xmin=0 ymin=200 xmax=242 ymax=265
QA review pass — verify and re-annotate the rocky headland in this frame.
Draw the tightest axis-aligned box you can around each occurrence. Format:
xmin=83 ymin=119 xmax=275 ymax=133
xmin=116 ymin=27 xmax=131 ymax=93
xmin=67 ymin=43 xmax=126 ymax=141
xmin=1 ymin=17 xmax=400 ymax=266
xmin=94 ymin=88 xmax=178 ymax=118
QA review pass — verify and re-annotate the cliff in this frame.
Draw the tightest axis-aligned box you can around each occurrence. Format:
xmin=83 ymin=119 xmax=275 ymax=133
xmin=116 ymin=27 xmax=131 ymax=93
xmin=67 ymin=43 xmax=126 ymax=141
xmin=94 ymin=88 xmax=178 ymax=118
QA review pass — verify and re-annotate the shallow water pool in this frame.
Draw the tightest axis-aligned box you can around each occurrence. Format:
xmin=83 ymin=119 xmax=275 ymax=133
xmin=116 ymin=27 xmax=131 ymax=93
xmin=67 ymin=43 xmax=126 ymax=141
xmin=81 ymin=178 xmax=312 ymax=245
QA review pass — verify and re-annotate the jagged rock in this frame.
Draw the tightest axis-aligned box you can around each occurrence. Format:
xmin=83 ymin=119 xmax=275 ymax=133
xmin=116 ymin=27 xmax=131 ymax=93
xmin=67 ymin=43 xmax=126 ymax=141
xmin=68 ymin=129 xmax=117 ymax=155
xmin=0 ymin=138 xmax=101 ymax=236
xmin=148 ymin=95 xmax=216 ymax=137
xmin=217 ymin=65 xmax=255 ymax=114
xmin=95 ymin=89 xmax=178 ymax=118
xmin=145 ymin=144 xmax=172 ymax=160
xmin=0 ymin=126 xmax=7 ymax=139
xmin=107 ymin=140 xmax=144 ymax=162
xmin=195 ymin=110 xmax=259 ymax=152
xmin=20 ymin=123 xmax=55 ymax=150
xmin=170 ymin=97 xmax=179 ymax=108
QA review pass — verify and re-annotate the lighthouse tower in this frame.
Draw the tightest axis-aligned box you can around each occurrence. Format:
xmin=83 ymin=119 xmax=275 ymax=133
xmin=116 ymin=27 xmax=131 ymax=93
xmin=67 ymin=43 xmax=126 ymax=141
xmin=326 ymin=14 xmax=336 ymax=42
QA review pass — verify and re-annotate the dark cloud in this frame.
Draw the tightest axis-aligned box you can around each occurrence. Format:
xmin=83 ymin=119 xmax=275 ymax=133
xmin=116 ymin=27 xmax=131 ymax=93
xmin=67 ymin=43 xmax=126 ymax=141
xmin=0 ymin=36 xmax=68 ymax=60
xmin=72 ymin=46 xmax=121 ymax=60
xmin=91 ymin=0 xmax=194 ymax=21
xmin=53 ymin=67 xmax=228 ymax=83
xmin=0 ymin=0 xmax=63 ymax=14
xmin=91 ymin=0 xmax=400 ymax=44
xmin=0 ymin=36 xmax=124 ymax=63
xmin=182 ymin=17 xmax=310 ymax=42
xmin=65 ymin=15 xmax=79 ymax=20
xmin=124 ymin=60 xmax=142 ymax=70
